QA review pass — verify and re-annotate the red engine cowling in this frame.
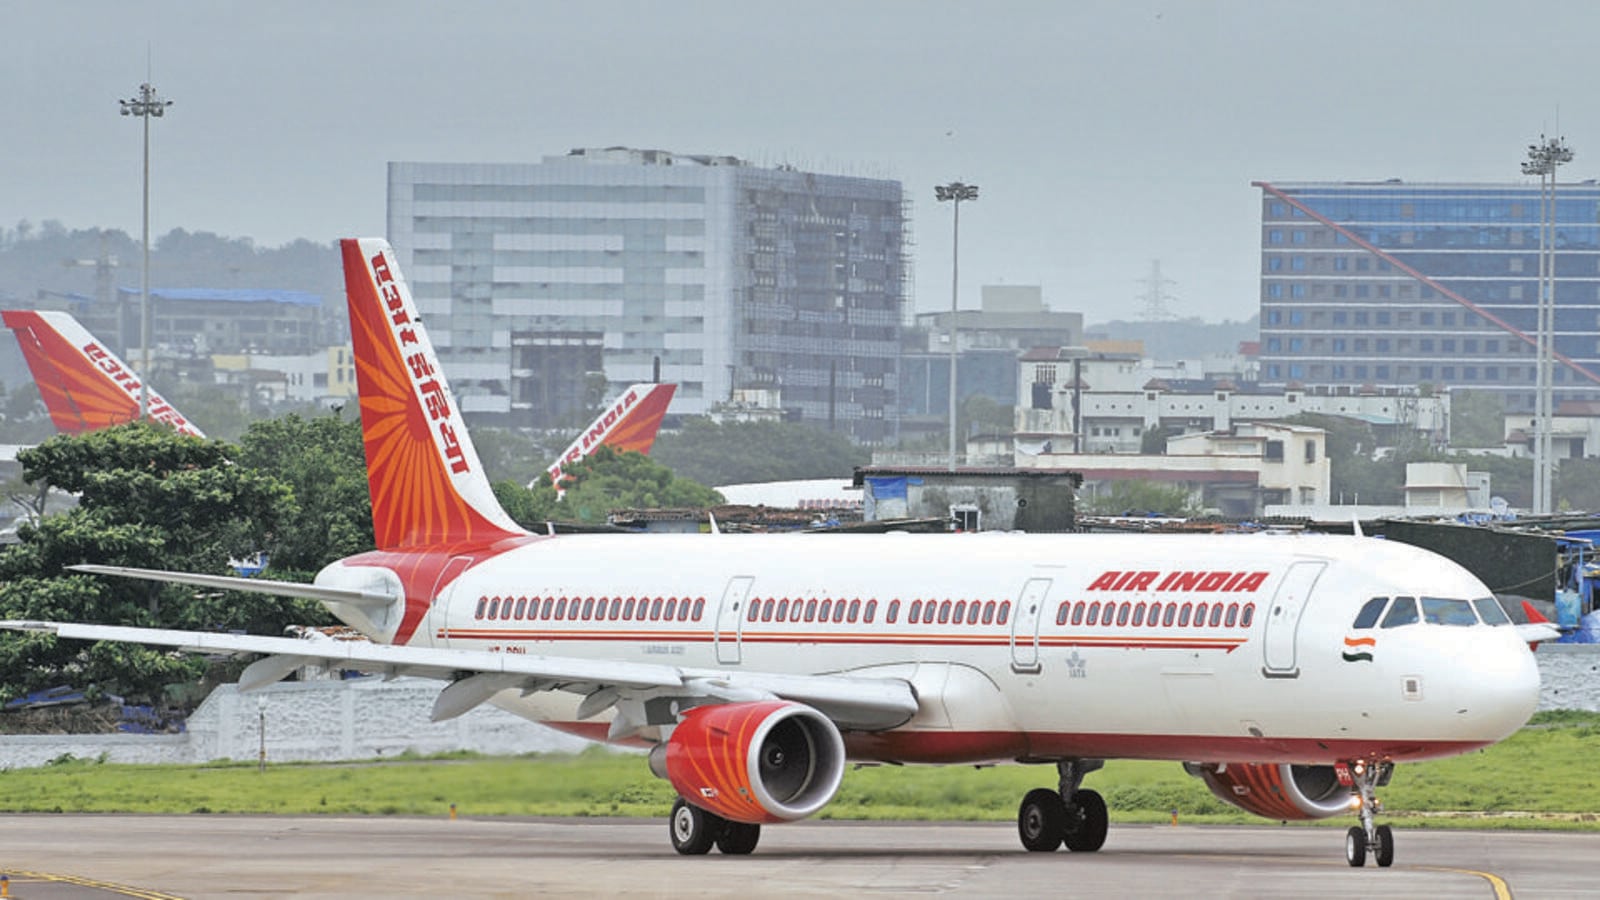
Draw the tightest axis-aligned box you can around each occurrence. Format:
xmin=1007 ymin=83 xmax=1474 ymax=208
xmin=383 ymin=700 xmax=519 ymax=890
xmin=1192 ymin=763 xmax=1353 ymax=820
xmin=650 ymin=700 xmax=846 ymax=825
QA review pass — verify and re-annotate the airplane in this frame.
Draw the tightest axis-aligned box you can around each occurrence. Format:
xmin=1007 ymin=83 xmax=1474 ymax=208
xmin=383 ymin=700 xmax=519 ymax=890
xmin=0 ymin=238 xmax=1551 ymax=867
xmin=1 ymin=309 xmax=205 ymax=438
xmin=3 ymin=309 xmax=673 ymax=490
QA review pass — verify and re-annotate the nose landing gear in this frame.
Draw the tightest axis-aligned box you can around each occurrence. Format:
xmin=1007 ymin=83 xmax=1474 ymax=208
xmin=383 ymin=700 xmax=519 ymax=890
xmin=1342 ymin=760 xmax=1394 ymax=868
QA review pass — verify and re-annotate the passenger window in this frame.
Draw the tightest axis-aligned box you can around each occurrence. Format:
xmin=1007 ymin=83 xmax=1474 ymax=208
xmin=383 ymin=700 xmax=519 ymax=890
xmin=1381 ymin=596 xmax=1419 ymax=628
xmin=997 ymin=601 xmax=1011 ymax=625
xmin=1056 ymin=602 xmax=1071 ymax=626
xmin=1240 ymin=603 xmax=1255 ymax=627
xmin=1352 ymin=597 xmax=1387 ymax=629
xmin=1087 ymin=602 xmax=1100 ymax=626
xmin=887 ymin=600 xmax=900 ymax=623
xmin=1422 ymin=597 xmax=1478 ymax=626
xmin=1473 ymin=597 xmax=1510 ymax=626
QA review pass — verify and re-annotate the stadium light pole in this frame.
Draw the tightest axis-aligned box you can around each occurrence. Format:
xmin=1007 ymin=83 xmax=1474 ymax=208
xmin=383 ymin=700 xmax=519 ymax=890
xmin=1522 ymin=135 xmax=1572 ymax=515
xmin=120 ymin=82 xmax=172 ymax=420
xmin=935 ymin=181 xmax=978 ymax=471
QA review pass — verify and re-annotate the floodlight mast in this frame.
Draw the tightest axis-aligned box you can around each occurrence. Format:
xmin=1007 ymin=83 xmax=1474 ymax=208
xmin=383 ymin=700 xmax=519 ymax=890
xmin=1520 ymin=135 xmax=1572 ymax=514
xmin=935 ymin=182 xmax=979 ymax=473
xmin=120 ymin=82 xmax=173 ymax=421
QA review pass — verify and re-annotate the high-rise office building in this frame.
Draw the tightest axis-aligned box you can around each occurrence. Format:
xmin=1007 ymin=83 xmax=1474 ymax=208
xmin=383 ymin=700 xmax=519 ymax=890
xmin=387 ymin=148 xmax=907 ymax=442
xmin=1256 ymin=180 xmax=1600 ymax=413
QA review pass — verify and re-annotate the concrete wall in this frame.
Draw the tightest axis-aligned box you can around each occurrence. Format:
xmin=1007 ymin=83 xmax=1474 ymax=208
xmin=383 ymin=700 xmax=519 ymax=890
xmin=4 ymin=648 xmax=1598 ymax=770
xmin=0 ymin=677 xmax=587 ymax=770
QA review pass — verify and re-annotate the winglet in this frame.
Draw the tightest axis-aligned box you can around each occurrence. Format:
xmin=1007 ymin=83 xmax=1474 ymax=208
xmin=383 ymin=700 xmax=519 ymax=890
xmin=540 ymin=382 xmax=677 ymax=490
xmin=339 ymin=239 xmax=524 ymax=549
xmin=1518 ymin=600 xmax=1560 ymax=648
xmin=1 ymin=309 xmax=204 ymax=438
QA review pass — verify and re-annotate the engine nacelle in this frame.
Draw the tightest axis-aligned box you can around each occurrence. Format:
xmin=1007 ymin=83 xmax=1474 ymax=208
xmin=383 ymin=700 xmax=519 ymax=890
xmin=1192 ymin=762 xmax=1353 ymax=821
xmin=650 ymin=700 xmax=845 ymax=825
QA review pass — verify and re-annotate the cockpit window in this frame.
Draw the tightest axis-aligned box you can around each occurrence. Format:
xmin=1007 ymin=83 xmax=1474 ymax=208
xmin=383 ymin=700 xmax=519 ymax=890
xmin=1421 ymin=597 xmax=1478 ymax=626
xmin=1380 ymin=596 xmax=1419 ymax=628
xmin=1352 ymin=597 xmax=1387 ymax=629
xmin=1473 ymin=596 xmax=1512 ymax=626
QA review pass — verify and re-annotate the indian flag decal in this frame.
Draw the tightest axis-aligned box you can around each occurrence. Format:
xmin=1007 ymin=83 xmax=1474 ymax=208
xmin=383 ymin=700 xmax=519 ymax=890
xmin=1342 ymin=635 xmax=1376 ymax=663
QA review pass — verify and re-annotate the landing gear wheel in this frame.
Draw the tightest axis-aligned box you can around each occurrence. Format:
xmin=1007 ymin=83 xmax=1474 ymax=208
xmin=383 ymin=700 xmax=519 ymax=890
xmin=716 ymin=821 xmax=762 ymax=855
xmin=1345 ymin=825 xmax=1367 ymax=867
xmin=1018 ymin=788 xmax=1066 ymax=852
xmin=1374 ymin=824 xmax=1394 ymax=868
xmin=669 ymin=797 xmax=721 ymax=855
xmin=1062 ymin=789 xmax=1108 ymax=853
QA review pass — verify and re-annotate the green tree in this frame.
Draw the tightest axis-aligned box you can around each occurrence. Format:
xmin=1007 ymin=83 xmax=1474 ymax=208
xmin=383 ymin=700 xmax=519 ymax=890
xmin=960 ymin=395 xmax=1014 ymax=437
xmin=1082 ymin=480 xmax=1201 ymax=517
xmin=468 ymin=427 xmax=549 ymax=486
xmin=652 ymin=419 xmax=870 ymax=486
xmin=0 ymin=423 xmax=304 ymax=702
xmin=1556 ymin=458 xmax=1600 ymax=512
xmin=497 ymin=445 xmax=723 ymax=527
xmin=1450 ymin=390 xmax=1505 ymax=448
xmin=235 ymin=412 xmax=374 ymax=576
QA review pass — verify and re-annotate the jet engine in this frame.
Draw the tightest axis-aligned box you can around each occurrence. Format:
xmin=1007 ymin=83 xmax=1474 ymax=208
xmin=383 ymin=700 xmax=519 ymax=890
xmin=1191 ymin=763 xmax=1354 ymax=820
xmin=650 ymin=700 xmax=846 ymax=824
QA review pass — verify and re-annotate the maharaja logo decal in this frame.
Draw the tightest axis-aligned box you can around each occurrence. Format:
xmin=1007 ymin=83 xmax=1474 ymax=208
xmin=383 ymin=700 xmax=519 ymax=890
xmin=1341 ymin=635 xmax=1375 ymax=663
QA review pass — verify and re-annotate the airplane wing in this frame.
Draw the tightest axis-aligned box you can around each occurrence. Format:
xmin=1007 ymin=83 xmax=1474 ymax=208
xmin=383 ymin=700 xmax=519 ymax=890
xmin=0 ymin=619 xmax=917 ymax=734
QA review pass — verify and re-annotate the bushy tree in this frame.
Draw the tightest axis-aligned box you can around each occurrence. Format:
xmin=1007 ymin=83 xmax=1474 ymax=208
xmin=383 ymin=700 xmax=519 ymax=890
xmin=1450 ymin=390 xmax=1505 ymax=448
xmin=651 ymin=418 xmax=869 ymax=486
xmin=235 ymin=412 xmax=374 ymax=576
xmin=0 ymin=423 xmax=303 ymax=701
xmin=1082 ymin=480 xmax=1201 ymax=517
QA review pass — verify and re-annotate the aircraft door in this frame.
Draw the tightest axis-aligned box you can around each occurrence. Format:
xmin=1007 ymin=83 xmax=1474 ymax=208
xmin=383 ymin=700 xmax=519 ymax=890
xmin=1010 ymin=577 xmax=1052 ymax=673
xmin=1261 ymin=561 xmax=1326 ymax=677
xmin=423 ymin=555 xmax=475 ymax=648
xmin=715 ymin=576 xmax=754 ymax=665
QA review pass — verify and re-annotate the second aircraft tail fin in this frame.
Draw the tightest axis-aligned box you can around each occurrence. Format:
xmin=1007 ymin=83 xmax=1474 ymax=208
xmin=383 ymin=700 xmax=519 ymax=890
xmin=1 ymin=309 xmax=205 ymax=438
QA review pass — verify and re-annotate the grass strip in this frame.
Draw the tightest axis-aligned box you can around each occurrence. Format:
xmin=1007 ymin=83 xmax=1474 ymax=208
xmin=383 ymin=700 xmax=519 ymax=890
xmin=1 ymin=711 xmax=1595 ymax=829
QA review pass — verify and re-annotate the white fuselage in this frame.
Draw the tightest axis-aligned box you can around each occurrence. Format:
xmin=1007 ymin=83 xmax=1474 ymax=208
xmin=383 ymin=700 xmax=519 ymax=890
xmin=333 ymin=531 xmax=1540 ymax=766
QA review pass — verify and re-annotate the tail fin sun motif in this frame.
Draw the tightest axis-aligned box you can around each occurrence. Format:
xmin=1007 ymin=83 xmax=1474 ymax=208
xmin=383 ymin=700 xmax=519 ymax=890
xmin=1 ymin=309 xmax=204 ymax=438
xmin=339 ymin=238 xmax=524 ymax=550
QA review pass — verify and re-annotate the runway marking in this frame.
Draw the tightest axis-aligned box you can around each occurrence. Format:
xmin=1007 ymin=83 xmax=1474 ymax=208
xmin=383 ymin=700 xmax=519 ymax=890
xmin=0 ymin=869 xmax=185 ymax=899
xmin=1415 ymin=866 xmax=1514 ymax=900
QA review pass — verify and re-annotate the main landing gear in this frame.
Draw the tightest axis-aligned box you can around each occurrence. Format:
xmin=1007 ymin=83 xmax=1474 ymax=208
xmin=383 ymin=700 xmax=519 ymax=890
xmin=669 ymin=797 xmax=761 ymax=856
xmin=1343 ymin=760 xmax=1395 ymax=868
xmin=1017 ymin=759 xmax=1108 ymax=853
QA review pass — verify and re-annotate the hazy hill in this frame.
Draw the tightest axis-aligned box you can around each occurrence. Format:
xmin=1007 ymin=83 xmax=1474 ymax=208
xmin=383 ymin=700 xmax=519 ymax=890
xmin=1085 ymin=315 xmax=1259 ymax=359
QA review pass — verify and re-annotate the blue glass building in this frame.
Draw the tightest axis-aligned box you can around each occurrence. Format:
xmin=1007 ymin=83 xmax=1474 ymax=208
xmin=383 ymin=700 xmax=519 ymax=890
xmin=388 ymin=149 xmax=906 ymax=442
xmin=1256 ymin=181 xmax=1600 ymax=414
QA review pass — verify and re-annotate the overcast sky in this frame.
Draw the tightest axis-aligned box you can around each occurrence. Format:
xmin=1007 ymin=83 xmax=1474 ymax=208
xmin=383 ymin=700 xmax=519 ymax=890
xmin=8 ymin=0 xmax=1600 ymax=323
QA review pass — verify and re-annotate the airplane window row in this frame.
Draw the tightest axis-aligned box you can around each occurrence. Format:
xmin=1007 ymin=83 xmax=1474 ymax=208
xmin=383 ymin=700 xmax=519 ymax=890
xmin=1350 ymin=595 xmax=1510 ymax=629
xmin=473 ymin=595 xmax=708 ymax=623
xmin=742 ymin=597 xmax=1013 ymax=627
xmin=1055 ymin=599 xmax=1256 ymax=630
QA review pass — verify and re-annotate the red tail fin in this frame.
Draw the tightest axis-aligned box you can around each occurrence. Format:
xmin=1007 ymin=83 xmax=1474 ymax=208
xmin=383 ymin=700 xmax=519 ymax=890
xmin=2 ymin=309 xmax=204 ymax=438
xmin=339 ymin=239 xmax=524 ymax=549
xmin=543 ymin=382 xmax=677 ymax=488
xmin=1521 ymin=600 xmax=1550 ymax=624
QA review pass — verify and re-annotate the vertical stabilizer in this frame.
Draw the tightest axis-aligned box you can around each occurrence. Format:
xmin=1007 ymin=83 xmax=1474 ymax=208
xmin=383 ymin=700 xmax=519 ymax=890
xmin=1 ymin=309 xmax=204 ymax=438
xmin=542 ymin=382 xmax=678 ymax=489
xmin=339 ymin=239 xmax=525 ymax=549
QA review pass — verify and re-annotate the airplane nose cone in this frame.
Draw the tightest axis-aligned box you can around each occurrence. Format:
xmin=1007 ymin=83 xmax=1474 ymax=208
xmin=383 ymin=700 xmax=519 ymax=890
xmin=1455 ymin=634 xmax=1541 ymax=741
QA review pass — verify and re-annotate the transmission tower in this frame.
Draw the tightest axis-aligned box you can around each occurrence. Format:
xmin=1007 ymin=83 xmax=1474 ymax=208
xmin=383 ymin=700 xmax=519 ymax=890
xmin=1136 ymin=259 xmax=1179 ymax=321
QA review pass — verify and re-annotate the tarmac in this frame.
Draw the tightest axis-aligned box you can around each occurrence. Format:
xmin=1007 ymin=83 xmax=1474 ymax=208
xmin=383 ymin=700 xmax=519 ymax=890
xmin=1 ymin=815 xmax=1592 ymax=898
